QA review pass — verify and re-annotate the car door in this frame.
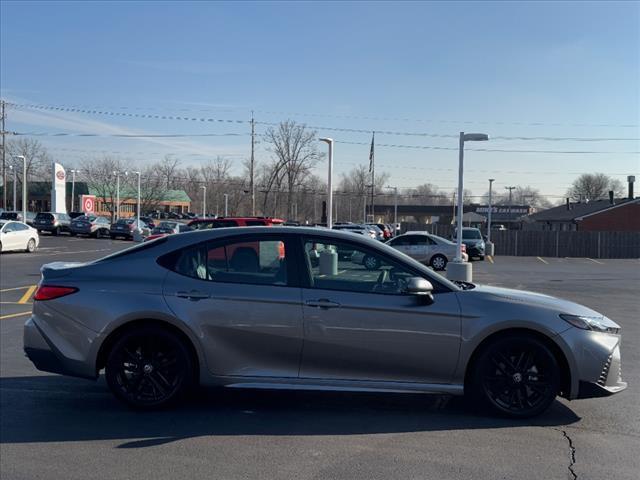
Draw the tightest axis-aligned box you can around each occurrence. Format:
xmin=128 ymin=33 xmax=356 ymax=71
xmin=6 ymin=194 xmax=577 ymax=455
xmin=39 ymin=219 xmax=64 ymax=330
xmin=2 ymin=222 xmax=20 ymax=250
xmin=403 ymin=235 xmax=429 ymax=261
xmin=298 ymin=236 xmax=462 ymax=385
xmin=162 ymin=233 xmax=305 ymax=379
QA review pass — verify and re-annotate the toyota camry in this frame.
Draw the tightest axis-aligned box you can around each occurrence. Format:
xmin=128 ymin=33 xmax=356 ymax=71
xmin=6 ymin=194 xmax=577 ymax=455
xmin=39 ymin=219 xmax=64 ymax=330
xmin=23 ymin=227 xmax=626 ymax=417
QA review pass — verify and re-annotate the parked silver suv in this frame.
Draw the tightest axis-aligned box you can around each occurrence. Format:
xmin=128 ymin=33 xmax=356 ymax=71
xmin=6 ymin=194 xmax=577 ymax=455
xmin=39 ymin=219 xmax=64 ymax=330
xmin=33 ymin=212 xmax=72 ymax=235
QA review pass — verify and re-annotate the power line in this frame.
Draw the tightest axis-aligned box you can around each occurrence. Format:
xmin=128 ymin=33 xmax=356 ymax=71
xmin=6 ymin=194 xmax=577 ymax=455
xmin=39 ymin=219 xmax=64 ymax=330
xmin=11 ymin=131 xmax=250 ymax=138
xmin=7 ymin=102 xmax=640 ymax=142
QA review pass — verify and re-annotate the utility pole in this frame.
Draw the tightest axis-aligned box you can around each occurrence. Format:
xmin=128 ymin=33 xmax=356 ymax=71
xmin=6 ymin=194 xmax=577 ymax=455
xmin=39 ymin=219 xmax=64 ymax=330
xmin=1 ymin=100 xmax=6 ymax=210
xmin=250 ymin=111 xmax=256 ymax=216
xmin=505 ymin=186 xmax=516 ymax=223
xmin=370 ymin=131 xmax=375 ymax=223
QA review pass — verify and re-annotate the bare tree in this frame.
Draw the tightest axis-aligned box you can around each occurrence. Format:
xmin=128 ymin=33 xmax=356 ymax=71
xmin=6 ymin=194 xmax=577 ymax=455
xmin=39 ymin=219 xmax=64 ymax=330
xmin=263 ymin=121 xmax=323 ymax=218
xmin=487 ymin=185 xmax=552 ymax=208
xmin=567 ymin=173 xmax=624 ymax=201
xmin=80 ymin=156 xmax=128 ymax=222
xmin=156 ymin=155 xmax=182 ymax=189
xmin=6 ymin=138 xmax=51 ymax=183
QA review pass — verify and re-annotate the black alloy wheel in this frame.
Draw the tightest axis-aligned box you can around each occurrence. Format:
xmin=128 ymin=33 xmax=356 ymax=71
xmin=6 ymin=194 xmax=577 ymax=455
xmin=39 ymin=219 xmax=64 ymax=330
xmin=471 ymin=334 xmax=560 ymax=418
xmin=105 ymin=326 xmax=193 ymax=409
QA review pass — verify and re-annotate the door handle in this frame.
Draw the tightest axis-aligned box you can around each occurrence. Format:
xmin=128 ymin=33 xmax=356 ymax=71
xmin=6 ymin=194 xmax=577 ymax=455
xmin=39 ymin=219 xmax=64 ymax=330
xmin=176 ymin=290 xmax=210 ymax=300
xmin=305 ymin=299 xmax=341 ymax=309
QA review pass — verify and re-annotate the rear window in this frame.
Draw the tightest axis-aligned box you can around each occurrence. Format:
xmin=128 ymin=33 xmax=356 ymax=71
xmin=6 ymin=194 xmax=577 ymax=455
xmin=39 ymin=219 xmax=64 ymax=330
xmin=116 ymin=219 xmax=135 ymax=225
xmin=0 ymin=212 xmax=18 ymax=220
xmin=35 ymin=213 xmax=54 ymax=221
xmin=94 ymin=236 xmax=169 ymax=263
xmin=462 ymin=230 xmax=482 ymax=239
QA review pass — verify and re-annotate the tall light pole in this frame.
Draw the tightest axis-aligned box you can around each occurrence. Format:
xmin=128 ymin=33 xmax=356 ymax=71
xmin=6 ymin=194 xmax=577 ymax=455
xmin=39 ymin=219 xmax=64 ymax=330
xmin=319 ymin=138 xmax=334 ymax=229
xmin=448 ymin=133 xmax=489 ymax=282
xmin=9 ymin=164 xmax=16 ymax=211
xmin=223 ymin=193 xmax=229 ymax=217
xmin=505 ymin=186 xmax=516 ymax=228
xmin=113 ymin=171 xmax=121 ymax=221
xmin=200 ymin=185 xmax=206 ymax=217
xmin=14 ymin=155 xmax=26 ymax=222
xmin=486 ymin=179 xmax=495 ymax=257
xmin=70 ymin=169 xmax=80 ymax=212
xmin=126 ymin=171 xmax=141 ymax=229
xmin=386 ymin=186 xmax=398 ymax=233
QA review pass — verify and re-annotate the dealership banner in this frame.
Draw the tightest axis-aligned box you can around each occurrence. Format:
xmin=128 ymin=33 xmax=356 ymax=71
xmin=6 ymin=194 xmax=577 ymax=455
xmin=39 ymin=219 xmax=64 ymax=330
xmin=51 ymin=163 xmax=67 ymax=214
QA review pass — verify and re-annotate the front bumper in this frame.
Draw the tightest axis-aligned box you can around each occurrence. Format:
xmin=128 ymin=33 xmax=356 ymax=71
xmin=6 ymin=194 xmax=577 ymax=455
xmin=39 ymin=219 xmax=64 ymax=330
xmin=464 ymin=244 xmax=485 ymax=257
xmin=559 ymin=328 xmax=627 ymax=399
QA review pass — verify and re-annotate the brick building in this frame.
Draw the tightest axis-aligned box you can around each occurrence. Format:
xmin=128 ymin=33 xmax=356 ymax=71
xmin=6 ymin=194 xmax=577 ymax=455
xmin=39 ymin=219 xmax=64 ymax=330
xmin=575 ymin=199 xmax=640 ymax=232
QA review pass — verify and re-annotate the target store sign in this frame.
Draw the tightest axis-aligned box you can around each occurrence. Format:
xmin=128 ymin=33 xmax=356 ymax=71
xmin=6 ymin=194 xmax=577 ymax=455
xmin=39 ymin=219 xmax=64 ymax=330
xmin=81 ymin=195 xmax=96 ymax=214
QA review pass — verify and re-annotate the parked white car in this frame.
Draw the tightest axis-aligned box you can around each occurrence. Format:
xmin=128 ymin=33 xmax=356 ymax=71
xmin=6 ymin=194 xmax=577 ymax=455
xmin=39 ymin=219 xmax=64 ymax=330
xmin=0 ymin=220 xmax=40 ymax=253
xmin=385 ymin=231 xmax=467 ymax=270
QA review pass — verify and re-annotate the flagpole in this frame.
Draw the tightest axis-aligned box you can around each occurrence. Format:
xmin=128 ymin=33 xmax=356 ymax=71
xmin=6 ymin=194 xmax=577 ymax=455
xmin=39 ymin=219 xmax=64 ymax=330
xmin=370 ymin=131 xmax=375 ymax=223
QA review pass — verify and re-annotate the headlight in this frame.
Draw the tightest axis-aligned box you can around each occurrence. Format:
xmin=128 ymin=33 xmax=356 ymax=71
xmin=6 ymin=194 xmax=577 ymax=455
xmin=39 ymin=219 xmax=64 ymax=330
xmin=559 ymin=314 xmax=620 ymax=334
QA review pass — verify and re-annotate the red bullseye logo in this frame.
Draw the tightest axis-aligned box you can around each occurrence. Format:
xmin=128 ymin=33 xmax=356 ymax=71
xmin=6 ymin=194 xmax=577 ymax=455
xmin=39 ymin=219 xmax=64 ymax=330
xmin=83 ymin=197 xmax=95 ymax=212
xmin=56 ymin=171 xmax=65 ymax=181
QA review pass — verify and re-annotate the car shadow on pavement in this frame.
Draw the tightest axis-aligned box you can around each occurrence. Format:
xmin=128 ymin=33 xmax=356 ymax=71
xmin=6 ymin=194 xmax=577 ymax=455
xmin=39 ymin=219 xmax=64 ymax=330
xmin=0 ymin=375 xmax=581 ymax=448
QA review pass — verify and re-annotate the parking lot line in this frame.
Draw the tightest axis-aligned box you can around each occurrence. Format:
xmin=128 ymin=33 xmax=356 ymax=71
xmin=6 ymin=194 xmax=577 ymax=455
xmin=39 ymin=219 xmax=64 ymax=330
xmin=486 ymin=256 xmax=494 ymax=264
xmin=536 ymin=257 xmax=549 ymax=264
xmin=0 ymin=311 xmax=31 ymax=320
xmin=0 ymin=285 xmax=34 ymax=293
xmin=18 ymin=285 xmax=37 ymax=304
xmin=587 ymin=258 xmax=605 ymax=265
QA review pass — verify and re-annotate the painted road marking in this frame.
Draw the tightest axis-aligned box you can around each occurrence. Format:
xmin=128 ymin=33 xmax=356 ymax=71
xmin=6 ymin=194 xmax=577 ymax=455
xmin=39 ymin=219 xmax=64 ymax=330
xmin=0 ymin=311 xmax=31 ymax=320
xmin=587 ymin=258 xmax=604 ymax=265
xmin=18 ymin=285 xmax=37 ymax=304
xmin=0 ymin=285 xmax=35 ymax=293
xmin=536 ymin=257 xmax=549 ymax=264
xmin=486 ymin=256 xmax=494 ymax=264
xmin=0 ymin=301 xmax=33 ymax=305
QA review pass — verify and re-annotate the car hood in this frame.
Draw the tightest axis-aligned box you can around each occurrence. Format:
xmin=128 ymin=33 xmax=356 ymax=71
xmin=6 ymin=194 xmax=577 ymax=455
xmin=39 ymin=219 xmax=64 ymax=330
xmin=468 ymin=285 xmax=605 ymax=318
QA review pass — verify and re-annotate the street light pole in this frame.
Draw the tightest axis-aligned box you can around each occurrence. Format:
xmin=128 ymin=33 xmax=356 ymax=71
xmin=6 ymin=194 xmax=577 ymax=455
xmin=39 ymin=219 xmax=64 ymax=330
xmin=386 ymin=185 xmax=398 ymax=233
xmin=14 ymin=155 xmax=26 ymax=222
xmin=224 ymin=193 xmax=228 ymax=217
xmin=134 ymin=171 xmax=141 ymax=229
xmin=9 ymin=165 xmax=16 ymax=211
xmin=505 ymin=186 xmax=516 ymax=227
xmin=319 ymin=138 xmax=334 ymax=229
xmin=448 ymin=133 xmax=489 ymax=283
xmin=200 ymin=185 xmax=206 ymax=217
xmin=70 ymin=169 xmax=80 ymax=212
xmin=486 ymin=178 xmax=495 ymax=257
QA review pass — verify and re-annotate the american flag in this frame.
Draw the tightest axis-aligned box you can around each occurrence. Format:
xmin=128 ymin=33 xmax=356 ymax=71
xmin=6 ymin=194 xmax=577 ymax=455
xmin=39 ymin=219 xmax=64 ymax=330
xmin=368 ymin=132 xmax=375 ymax=172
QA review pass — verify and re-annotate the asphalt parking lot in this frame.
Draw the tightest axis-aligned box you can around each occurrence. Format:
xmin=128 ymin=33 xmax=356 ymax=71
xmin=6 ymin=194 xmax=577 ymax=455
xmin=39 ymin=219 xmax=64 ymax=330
xmin=1 ymin=235 xmax=638 ymax=480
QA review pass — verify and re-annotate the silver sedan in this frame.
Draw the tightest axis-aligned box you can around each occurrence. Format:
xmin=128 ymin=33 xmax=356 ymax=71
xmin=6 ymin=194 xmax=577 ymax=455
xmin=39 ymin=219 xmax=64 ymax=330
xmin=24 ymin=227 xmax=626 ymax=417
xmin=386 ymin=231 xmax=468 ymax=270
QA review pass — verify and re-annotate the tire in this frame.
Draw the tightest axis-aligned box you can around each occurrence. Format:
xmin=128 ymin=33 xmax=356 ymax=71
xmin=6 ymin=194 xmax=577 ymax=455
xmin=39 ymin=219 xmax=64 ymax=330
xmin=362 ymin=254 xmax=381 ymax=270
xmin=70 ymin=231 xmax=77 ymax=237
xmin=469 ymin=334 xmax=560 ymax=418
xmin=26 ymin=238 xmax=36 ymax=253
xmin=430 ymin=254 xmax=448 ymax=271
xmin=110 ymin=234 xmax=117 ymax=240
xmin=478 ymin=255 xmax=485 ymax=261
xmin=105 ymin=326 xmax=194 ymax=409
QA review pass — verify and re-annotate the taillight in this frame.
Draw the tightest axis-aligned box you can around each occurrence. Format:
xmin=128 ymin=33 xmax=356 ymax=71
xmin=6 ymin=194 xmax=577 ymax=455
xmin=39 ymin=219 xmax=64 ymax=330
xmin=33 ymin=285 xmax=78 ymax=301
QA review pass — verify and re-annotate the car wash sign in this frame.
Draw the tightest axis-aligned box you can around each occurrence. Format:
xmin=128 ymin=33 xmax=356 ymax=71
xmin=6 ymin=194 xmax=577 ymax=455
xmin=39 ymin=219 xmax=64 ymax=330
xmin=51 ymin=163 xmax=67 ymax=214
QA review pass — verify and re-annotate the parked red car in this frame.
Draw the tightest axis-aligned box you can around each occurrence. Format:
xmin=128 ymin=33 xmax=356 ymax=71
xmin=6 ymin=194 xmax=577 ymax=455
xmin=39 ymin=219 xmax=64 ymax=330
xmin=187 ymin=216 xmax=284 ymax=229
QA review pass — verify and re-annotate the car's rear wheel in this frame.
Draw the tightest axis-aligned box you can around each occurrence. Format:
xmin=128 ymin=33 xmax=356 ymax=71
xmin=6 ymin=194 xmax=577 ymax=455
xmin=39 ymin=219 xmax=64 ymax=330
xmin=26 ymin=238 xmax=36 ymax=253
xmin=362 ymin=254 xmax=381 ymax=270
xmin=105 ymin=326 xmax=193 ymax=409
xmin=52 ymin=227 xmax=60 ymax=236
xmin=430 ymin=254 xmax=448 ymax=271
xmin=470 ymin=334 xmax=560 ymax=418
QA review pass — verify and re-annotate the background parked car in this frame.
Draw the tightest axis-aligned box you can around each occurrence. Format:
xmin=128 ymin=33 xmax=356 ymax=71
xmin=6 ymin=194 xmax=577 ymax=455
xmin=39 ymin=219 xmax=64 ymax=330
xmin=0 ymin=211 xmax=36 ymax=226
xmin=332 ymin=223 xmax=378 ymax=240
xmin=386 ymin=231 xmax=467 ymax=271
xmin=70 ymin=215 xmax=111 ymax=238
xmin=0 ymin=220 xmax=39 ymax=253
xmin=68 ymin=211 xmax=86 ymax=219
xmin=109 ymin=218 xmax=148 ymax=240
xmin=33 ymin=212 xmax=72 ymax=236
xmin=139 ymin=216 xmax=156 ymax=229
xmin=188 ymin=216 xmax=284 ymax=229
xmin=452 ymin=227 xmax=486 ymax=260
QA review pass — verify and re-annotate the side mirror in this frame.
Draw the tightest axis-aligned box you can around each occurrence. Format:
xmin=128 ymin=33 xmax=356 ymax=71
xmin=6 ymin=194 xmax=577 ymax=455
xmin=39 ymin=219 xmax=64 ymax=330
xmin=406 ymin=277 xmax=435 ymax=304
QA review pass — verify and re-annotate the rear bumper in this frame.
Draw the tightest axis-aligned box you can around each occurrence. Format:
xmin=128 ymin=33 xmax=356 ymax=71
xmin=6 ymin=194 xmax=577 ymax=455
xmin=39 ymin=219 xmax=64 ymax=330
xmin=23 ymin=316 xmax=98 ymax=379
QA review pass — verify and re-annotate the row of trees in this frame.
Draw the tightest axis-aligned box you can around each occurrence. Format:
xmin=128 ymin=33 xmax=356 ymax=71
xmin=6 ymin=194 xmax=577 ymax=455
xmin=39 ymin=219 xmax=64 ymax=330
xmin=1 ymin=125 xmax=631 ymax=222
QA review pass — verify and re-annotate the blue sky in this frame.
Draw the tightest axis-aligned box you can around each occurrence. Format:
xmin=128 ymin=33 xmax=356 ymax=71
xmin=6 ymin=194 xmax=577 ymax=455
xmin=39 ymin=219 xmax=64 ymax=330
xmin=1 ymin=0 xmax=638 ymax=199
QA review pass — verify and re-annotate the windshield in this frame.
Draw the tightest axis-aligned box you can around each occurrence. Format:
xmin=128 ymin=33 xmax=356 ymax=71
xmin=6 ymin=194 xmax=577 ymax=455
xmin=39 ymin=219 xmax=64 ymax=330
xmin=463 ymin=230 xmax=482 ymax=240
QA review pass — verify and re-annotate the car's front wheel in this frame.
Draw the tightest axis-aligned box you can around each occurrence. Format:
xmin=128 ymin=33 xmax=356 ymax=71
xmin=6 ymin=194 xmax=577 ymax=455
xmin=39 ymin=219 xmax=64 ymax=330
xmin=362 ymin=254 xmax=381 ymax=270
xmin=430 ymin=254 xmax=448 ymax=271
xmin=470 ymin=334 xmax=560 ymax=418
xmin=105 ymin=326 xmax=194 ymax=409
